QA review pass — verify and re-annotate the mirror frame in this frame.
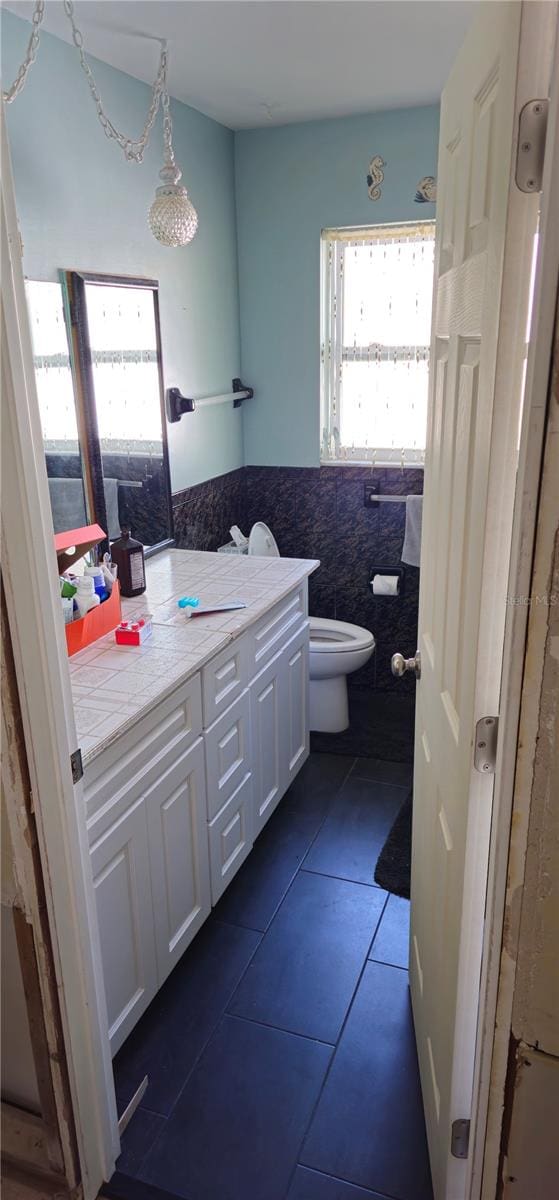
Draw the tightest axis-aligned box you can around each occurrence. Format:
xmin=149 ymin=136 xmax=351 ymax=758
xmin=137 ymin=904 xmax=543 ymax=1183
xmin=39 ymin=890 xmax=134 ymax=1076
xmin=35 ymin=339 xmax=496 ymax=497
xmin=60 ymin=269 xmax=175 ymax=558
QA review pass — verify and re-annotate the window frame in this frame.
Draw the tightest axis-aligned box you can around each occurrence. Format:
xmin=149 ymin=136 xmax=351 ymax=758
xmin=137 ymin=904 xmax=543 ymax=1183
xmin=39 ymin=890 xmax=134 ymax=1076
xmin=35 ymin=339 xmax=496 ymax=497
xmin=320 ymin=220 xmax=436 ymax=467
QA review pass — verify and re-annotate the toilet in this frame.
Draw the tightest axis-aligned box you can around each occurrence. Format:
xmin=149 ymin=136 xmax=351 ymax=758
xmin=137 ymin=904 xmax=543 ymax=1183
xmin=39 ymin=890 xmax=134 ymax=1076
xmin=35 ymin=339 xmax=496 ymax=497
xmin=247 ymin=522 xmax=375 ymax=733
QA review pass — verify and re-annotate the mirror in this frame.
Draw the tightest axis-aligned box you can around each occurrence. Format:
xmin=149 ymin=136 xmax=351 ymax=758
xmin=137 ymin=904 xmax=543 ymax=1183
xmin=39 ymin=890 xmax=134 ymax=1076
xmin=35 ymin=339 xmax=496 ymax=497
xmin=26 ymin=279 xmax=88 ymax=533
xmin=26 ymin=272 xmax=174 ymax=554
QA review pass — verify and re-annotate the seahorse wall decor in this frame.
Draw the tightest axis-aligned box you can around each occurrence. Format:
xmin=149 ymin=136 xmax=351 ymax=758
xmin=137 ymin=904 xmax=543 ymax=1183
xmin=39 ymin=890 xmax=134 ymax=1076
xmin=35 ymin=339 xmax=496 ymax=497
xmin=415 ymin=175 xmax=437 ymax=203
xmin=367 ymin=155 xmax=385 ymax=201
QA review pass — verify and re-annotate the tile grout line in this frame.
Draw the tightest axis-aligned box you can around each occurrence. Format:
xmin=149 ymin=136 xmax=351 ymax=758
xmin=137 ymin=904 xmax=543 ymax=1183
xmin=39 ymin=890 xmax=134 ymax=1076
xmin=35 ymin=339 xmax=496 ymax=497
xmin=219 ymin=754 xmax=360 ymax=944
xmin=350 ymin=771 xmax=411 ymax=789
xmin=293 ymin=1163 xmax=406 ymax=1200
xmin=300 ymin=866 xmax=385 ymax=890
xmin=368 ymin=957 xmax=409 ymax=972
xmin=131 ymin=924 xmax=266 ymax=1181
xmin=281 ymin=889 xmax=390 ymax=1200
xmin=224 ymin=1010 xmax=337 ymax=1050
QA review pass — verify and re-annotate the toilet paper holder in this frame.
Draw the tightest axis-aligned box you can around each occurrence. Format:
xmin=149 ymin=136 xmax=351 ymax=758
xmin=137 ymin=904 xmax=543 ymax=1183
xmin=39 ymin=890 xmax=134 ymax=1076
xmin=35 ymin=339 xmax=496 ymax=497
xmin=368 ymin=565 xmax=405 ymax=597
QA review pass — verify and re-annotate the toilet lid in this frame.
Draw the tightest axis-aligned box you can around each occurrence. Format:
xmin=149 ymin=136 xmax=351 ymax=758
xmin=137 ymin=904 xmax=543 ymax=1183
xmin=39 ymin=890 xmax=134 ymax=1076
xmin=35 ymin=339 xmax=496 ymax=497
xmin=248 ymin=522 xmax=280 ymax=557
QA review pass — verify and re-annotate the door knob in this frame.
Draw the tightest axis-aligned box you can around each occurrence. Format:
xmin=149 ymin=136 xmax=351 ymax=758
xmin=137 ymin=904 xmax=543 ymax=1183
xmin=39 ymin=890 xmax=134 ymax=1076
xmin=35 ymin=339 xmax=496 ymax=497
xmin=391 ymin=651 xmax=421 ymax=679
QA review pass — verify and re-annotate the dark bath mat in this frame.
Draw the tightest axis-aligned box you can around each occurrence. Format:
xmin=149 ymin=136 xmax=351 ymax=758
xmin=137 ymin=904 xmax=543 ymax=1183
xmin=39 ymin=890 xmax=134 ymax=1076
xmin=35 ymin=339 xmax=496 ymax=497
xmin=374 ymin=789 xmax=412 ymax=899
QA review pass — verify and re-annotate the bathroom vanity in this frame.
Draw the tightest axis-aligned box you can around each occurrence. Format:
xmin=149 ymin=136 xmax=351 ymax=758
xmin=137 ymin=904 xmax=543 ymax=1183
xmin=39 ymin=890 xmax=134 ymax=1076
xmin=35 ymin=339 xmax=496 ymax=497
xmin=71 ymin=549 xmax=318 ymax=1054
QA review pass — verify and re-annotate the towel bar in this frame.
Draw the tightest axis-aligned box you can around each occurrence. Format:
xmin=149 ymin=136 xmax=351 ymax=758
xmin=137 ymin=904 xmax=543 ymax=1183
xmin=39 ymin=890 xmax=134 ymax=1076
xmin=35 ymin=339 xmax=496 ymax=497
xmin=166 ymin=378 xmax=254 ymax=422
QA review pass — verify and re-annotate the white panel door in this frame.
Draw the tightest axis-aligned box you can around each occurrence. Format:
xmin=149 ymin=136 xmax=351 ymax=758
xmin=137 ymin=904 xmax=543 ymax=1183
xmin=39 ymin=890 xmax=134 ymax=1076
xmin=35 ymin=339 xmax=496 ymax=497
xmin=146 ymin=738 xmax=211 ymax=985
xmin=284 ymin=623 xmax=310 ymax=788
xmin=90 ymin=798 xmax=157 ymax=1055
xmin=250 ymin=647 xmax=285 ymax=837
xmin=407 ymin=5 xmax=541 ymax=1199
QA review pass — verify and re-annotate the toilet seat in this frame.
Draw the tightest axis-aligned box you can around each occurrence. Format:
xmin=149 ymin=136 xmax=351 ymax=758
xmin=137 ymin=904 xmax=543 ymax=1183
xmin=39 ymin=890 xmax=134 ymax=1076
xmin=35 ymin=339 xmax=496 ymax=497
xmin=309 ymin=616 xmax=375 ymax=654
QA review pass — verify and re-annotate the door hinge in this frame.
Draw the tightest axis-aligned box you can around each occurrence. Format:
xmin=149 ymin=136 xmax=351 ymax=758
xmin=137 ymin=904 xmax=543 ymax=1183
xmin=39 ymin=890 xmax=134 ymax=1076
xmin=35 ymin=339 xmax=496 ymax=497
xmin=70 ymin=748 xmax=83 ymax=784
xmin=474 ymin=716 xmax=499 ymax=774
xmin=451 ymin=1118 xmax=470 ymax=1159
xmin=516 ymin=99 xmax=548 ymax=193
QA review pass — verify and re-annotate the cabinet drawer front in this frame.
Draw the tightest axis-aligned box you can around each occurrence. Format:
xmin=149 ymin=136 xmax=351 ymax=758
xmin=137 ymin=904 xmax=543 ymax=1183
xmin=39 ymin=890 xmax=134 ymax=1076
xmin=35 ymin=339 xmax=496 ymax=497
xmin=145 ymin=739 xmax=211 ymax=985
xmin=205 ymin=689 xmax=252 ymax=821
xmin=90 ymin=798 xmax=157 ymax=1055
xmin=208 ymin=772 xmax=254 ymax=904
xmin=250 ymin=649 xmax=285 ymax=838
xmin=202 ymin=636 xmax=249 ymax=727
xmin=85 ymin=674 xmax=203 ymax=831
xmin=249 ymin=585 xmax=307 ymax=676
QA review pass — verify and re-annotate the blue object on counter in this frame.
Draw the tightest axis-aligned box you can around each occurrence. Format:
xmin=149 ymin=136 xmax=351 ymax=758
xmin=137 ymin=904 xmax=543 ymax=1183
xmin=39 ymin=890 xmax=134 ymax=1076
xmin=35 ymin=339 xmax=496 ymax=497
xmin=177 ymin=596 xmax=200 ymax=609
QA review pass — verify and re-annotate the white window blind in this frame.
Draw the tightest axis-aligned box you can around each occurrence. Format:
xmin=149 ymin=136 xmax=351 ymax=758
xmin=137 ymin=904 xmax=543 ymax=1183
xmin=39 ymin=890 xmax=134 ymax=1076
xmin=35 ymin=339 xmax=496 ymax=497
xmin=320 ymin=222 xmax=435 ymax=466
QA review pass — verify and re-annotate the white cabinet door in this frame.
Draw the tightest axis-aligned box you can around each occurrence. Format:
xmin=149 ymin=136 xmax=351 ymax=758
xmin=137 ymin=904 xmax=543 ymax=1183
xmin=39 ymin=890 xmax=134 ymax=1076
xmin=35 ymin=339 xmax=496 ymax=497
xmin=250 ymin=622 xmax=310 ymax=838
xmin=90 ymin=798 xmax=157 ymax=1055
xmin=284 ymin=623 xmax=310 ymax=788
xmin=208 ymin=772 xmax=254 ymax=903
xmin=146 ymin=738 xmax=211 ymax=986
xmin=250 ymin=647 xmax=285 ymax=838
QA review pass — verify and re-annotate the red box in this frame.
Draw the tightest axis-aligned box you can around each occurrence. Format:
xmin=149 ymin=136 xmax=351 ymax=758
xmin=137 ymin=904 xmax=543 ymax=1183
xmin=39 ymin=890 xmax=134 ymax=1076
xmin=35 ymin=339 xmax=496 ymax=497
xmin=55 ymin=524 xmax=122 ymax=657
xmin=115 ymin=617 xmax=152 ymax=646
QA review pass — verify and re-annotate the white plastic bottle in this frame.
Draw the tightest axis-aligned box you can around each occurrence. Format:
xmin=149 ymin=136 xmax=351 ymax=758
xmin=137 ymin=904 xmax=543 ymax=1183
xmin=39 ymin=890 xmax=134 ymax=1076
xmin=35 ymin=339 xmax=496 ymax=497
xmin=75 ymin=575 xmax=100 ymax=619
xmin=85 ymin=563 xmax=106 ymax=598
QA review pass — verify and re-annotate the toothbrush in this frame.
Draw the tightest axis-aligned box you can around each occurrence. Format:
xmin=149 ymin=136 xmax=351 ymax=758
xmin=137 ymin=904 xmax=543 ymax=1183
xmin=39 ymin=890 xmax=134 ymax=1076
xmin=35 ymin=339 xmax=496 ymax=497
xmin=178 ymin=598 xmax=247 ymax=619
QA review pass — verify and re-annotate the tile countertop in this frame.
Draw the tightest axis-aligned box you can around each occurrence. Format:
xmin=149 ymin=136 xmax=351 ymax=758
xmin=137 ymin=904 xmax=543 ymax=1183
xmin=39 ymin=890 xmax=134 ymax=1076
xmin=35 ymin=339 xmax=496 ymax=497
xmin=70 ymin=549 xmax=319 ymax=766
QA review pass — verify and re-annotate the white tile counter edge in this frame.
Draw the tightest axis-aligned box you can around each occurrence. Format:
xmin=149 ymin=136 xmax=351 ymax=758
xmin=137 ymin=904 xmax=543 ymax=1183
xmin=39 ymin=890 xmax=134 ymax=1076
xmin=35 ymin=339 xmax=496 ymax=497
xmin=70 ymin=549 xmax=319 ymax=765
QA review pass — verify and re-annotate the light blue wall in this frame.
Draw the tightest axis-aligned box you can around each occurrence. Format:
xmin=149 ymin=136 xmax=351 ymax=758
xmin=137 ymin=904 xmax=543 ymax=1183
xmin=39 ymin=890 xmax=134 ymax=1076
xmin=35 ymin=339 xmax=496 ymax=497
xmin=235 ymin=106 xmax=440 ymax=467
xmin=1 ymin=11 xmax=242 ymax=493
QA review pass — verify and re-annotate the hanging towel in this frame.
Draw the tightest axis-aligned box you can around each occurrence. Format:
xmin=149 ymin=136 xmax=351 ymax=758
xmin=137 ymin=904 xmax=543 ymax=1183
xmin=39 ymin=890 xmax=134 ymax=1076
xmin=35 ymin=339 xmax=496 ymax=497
xmin=402 ymin=495 xmax=423 ymax=567
xmin=103 ymin=478 xmax=121 ymax=541
xmin=48 ymin=477 xmax=87 ymax=533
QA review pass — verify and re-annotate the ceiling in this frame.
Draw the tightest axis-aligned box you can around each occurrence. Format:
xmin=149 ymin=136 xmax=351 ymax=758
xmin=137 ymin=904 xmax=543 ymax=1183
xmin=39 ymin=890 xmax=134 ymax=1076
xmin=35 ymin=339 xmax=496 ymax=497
xmin=4 ymin=1 xmax=478 ymax=130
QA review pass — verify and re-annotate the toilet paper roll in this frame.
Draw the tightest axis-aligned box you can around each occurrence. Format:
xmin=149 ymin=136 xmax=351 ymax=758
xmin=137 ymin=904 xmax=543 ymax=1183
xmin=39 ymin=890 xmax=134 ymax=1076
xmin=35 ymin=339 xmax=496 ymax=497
xmin=371 ymin=574 xmax=400 ymax=596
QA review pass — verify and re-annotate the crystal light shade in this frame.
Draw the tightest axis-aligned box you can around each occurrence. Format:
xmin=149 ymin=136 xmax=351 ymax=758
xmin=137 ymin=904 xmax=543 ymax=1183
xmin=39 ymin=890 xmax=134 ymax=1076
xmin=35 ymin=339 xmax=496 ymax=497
xmin=149 ymin=182 xmax=198 ymax=247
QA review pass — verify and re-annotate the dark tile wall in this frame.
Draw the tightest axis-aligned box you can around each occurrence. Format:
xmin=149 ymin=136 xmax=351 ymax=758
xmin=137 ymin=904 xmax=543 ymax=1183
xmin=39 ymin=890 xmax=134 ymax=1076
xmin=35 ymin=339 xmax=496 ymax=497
xmin=171 ymin=464 xmax=422 ymax=695
xmin=172 ymin=467 xmax=247 ymax=553
xmin=244 ymin=465 xmax=423 ymax=694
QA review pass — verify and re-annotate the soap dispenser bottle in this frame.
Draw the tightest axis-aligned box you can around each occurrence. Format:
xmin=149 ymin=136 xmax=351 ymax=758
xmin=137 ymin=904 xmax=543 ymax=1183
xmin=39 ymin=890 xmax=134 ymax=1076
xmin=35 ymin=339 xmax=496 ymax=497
xmin=110 ymin=527 xmax=146 ymax=597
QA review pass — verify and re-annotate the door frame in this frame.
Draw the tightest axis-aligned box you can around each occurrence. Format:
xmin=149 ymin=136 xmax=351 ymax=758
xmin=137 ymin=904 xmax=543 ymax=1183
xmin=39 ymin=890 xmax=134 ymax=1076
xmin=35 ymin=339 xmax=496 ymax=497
xmin=470 ymin=12 xmax=559 ymax=1196
xmin=1 ymin=105 xmax=120 ymax=1197
xmin=1 ymin=8 xmax=558 ymax=1198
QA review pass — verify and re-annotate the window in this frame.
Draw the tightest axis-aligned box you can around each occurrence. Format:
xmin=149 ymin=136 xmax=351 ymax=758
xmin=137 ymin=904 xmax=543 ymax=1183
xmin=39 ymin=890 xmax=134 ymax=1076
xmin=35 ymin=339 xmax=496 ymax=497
xmin=320 ymin=222 xmax=435 ymax=465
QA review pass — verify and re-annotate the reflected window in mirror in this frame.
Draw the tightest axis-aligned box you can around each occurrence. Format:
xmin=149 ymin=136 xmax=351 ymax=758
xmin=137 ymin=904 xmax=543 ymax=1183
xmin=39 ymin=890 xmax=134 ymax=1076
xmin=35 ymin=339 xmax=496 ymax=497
xmin=26 ymin=280 xmax=88 ymax=533
xmin=26 ymin=272 xmax=174 ymax=557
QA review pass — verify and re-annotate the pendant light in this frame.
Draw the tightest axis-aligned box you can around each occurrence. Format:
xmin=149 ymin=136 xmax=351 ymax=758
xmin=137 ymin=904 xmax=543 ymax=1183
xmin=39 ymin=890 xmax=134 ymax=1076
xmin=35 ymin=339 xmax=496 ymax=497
xmin=3 ymin=1 xmax=199 ymax=249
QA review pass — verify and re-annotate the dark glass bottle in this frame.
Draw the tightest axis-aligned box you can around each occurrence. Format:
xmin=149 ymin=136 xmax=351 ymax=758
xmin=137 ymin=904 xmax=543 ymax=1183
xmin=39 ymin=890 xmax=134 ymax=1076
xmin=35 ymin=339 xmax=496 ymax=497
xmin=110 ymin=528 xmax=146 ymax=597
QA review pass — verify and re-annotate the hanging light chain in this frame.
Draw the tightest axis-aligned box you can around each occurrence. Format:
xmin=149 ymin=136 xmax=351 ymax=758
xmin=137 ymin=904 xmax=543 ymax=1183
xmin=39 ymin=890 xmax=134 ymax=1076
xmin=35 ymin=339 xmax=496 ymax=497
xmin=62 ymin=1 xmax=166 ymax=163
xmin=3 ymin=0 xmax=168 ymax=165
xmin=2 ymin=0 xmax=45 ymax=104
xmin=161 ymin=87 xmax=176 ymax=169
xmin=4 ymin=0 xmax=198 ymax=247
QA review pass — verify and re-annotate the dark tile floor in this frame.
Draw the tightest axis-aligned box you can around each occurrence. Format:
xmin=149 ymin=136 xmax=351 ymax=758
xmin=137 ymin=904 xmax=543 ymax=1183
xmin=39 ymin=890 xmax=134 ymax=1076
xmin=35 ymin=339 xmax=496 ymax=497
xmin=111 ymin=752 xmax=432 ymax=1200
